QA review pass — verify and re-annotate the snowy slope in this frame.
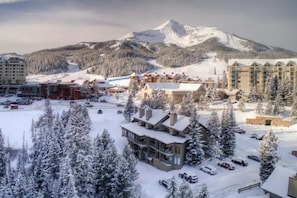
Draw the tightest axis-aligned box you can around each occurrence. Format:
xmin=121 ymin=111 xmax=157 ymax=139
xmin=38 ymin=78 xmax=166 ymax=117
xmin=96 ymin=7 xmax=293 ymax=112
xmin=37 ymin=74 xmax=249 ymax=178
xmin=120 ymin=20 xmax=251 ymax=51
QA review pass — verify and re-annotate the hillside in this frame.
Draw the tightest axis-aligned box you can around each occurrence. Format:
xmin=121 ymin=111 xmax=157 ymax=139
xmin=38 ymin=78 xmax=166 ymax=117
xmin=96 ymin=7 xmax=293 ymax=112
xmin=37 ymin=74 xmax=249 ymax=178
xmin=24 ymin=20 xmax=297 ymax=77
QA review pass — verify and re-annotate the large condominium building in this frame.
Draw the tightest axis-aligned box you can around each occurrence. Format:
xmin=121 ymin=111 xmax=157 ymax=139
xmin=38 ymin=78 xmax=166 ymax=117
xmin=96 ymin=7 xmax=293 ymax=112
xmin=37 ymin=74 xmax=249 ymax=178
xmin=227 ymin=58 xmax=297 ymax=96
xmin=0 ymin=55 xmax=26 ymax=94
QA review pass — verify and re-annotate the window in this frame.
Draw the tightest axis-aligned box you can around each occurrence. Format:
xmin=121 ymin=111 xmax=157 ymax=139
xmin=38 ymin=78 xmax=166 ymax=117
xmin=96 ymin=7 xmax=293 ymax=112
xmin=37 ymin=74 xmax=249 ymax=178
xmin=265 ymin=120 xmax=272 ymax=126
xmin=175 ymin=146 xmax=181 ymax=154
xmin=173 ymin=156 xmax=180 ymax=165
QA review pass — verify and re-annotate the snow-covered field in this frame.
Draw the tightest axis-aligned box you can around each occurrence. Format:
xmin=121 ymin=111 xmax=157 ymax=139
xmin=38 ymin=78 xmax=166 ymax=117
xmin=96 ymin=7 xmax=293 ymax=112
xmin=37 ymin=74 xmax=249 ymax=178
xmin=0 ymin=95 xmax=296 ymax=198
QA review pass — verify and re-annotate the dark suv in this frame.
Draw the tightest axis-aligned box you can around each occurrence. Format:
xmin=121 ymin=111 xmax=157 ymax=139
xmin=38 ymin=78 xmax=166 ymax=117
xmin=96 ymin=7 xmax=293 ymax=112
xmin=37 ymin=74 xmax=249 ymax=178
xmin=159 ymin=179 xmax=170 ymax=189
xmin=231 ymin=157 xmax=248 ymax=166
xmin=178 ymin=173 xmax=199 ymax=183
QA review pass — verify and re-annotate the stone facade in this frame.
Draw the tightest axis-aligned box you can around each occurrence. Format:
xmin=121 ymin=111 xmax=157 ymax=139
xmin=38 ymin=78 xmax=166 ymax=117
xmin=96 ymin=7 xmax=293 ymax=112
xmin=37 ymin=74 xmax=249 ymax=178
xmin=246 ymin=116 xmax=291 ymax=127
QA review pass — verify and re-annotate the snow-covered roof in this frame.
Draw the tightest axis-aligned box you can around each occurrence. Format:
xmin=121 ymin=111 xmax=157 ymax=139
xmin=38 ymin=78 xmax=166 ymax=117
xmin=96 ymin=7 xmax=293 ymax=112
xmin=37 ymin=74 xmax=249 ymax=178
xmin=146 ymin=83 xmax=203 ymax=91
xmin=96 ymin=80 xmax=114 ymax=88
xmin=262 ymin=166 xmax=297 ymax=198
xmin=121 ymin=123 xmax=187 ymax=144
xmin=228 ymin=58 xmax=297 ymax=66
xmin=133 ymin=109 xmax=168 ymax=126
xmin=0 ymin=54 xmax=24 ymax=61
xmin=162 ymin=114 xmax=190 ymax=132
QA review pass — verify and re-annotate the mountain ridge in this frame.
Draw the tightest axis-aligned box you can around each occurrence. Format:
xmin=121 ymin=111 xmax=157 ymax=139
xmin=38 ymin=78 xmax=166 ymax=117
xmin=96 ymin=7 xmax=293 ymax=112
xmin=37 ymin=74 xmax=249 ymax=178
xmin=22 ymin=19 xmax=297 ymax=77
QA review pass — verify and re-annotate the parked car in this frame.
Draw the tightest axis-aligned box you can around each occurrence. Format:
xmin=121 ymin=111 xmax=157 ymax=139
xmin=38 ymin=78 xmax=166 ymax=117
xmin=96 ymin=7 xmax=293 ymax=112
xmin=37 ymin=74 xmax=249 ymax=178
xmin=256 ymin=135 xmax=265 ymax=140
xmin=247 ymin=155 xmax=261 ymax=162
xmin=178 ymin=173 xmax=199 ymax=183
xmin=117 ymin=110 xmax=123 ymax=114
xmin=116 ymin=104 xmax=124 ymax=107
xmin=159 ymin=179 xmax=170 ymax=189
xmin=3 ymin=105 xmax=9 ymax=109
xmin=200 ymin=165 xmax=217 ymax=175
xmin=232 ymin=126 xmax=246 ymax=134
xmin=217 ymin=161 xmax=235 ymax=170
xmin=0 ymin=100 xmax=11 ymax=105
xmin=250 ymin=133 xmax=258 ymax=138
xmin=231 ymin=157 xmax=248 ymax=166
xmin=98 ymin=109 xmax=103 ymax=114
xmin=84 ymin=102 xmax=93 ymax=107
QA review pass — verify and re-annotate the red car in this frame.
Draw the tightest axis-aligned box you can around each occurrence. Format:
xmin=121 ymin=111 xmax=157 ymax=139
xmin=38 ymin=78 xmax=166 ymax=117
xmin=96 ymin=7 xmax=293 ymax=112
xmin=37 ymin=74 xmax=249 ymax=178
xmin=217 ymin=161 xmax=235 ymax=170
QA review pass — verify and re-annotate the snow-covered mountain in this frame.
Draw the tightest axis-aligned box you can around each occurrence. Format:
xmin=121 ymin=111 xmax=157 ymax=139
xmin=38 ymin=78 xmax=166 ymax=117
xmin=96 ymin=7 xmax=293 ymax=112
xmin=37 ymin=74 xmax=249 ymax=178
xmin=120 ymin=20 xmax=265 ymax=51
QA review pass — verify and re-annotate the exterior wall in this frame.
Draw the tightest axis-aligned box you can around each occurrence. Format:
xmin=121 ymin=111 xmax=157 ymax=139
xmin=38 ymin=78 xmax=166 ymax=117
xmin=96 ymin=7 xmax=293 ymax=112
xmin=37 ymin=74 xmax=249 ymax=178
xmin=228 ymin=61 xmax=297 ymax=96
xmin=0 ymin=56 xmax=26 ymax=86
xmin=246 ymin=116 xmax=291 ymax=127
xmin=288 ymin=176 xmax=297 ymax=198
xmin=18 ymin=85 xmax=41 ymax=97
xmin=122 ymin=128 xmax=185 ymax=171
xmin=40 ymin=83 xmax=83 ymax=100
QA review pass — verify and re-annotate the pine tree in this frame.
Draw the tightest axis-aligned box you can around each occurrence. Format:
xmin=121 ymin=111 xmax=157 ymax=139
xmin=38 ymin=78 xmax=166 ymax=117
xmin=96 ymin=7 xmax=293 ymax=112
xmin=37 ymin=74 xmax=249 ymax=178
xmin=291 ymin=97 xmax=297 ymax=124
xmin=0 ymin=129 xmax=6 ymax=179
xmin=237 ymin=98 xmax=245 ymax=112
xmin=122 ymin=145 xmax=139 ymax=181
xmin=221 ymin=70 xmax=228 ymax=89
xmin=206 ymin=110 xmax=221 ymax=159
xmin=59 ymin=156 xmax=79 ymax=198
xmin=256 ymin=100 xmax=263 ymax=114
xmin=247 ymin=85 xmax=259 ymax=103
xmin=124 ymin=94 xmax=135 ymax=122
xmin=265 ymin=100 xmax=273 ymax=115
xmin=263 ymin=76 xmax=271 ymax=102
xmin=129 ymin=80 xmax=139 ymax=97
xmin=64 ymin=104 xmax=94 ymax=197
xmin=141 ymin=89 xmax=167 ymax=110
xmin=273 ymin=92 xmax=282 ymax=115
xmin=282 ymin=79 xmax=294 ymax=106
xmin=198 ymin=184 xmax=209 ymax=198
xmin=176 ymin=181 xmax=193 ymax=198
xmin=179 ymin=92 xmax=195 ymax=117
xmin=185 ymin=109 xmax=204 ymax=165
xmin=220 ymin=102 xmax=236 ymax=157
xmin=270 ymin=75 xmax=279 ymax=101
xmin=166 ymin=176 xmax=178 ymax=198
xmin=259 ymin=129 xmax=278 ymax=182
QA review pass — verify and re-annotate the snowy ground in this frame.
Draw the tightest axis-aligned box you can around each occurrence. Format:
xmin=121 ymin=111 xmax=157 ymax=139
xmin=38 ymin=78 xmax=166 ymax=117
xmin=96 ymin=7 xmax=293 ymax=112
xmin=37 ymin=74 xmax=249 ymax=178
xmin=0 ymin=95 xmax=296 ymax=198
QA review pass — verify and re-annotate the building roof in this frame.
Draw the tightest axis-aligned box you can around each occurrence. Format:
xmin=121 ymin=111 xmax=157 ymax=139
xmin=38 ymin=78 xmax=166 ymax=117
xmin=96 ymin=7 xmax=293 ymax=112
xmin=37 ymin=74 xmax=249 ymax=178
xmin=162 ymin=114 xmax=190 ymax=132
xmin=146 ymin=83 xmax=203 ymax=91
xmin=262 ymin=166 xmax=297 ymax=198
xmin=121 ymin=123 xmax=188 ymax=144
xmin=133 ymin=109 xmax=168 ymax=126
xmin=228 ymin=58 xmax=297 ymax=66
xmin=0 ymin=54 xmax=24 ymax=61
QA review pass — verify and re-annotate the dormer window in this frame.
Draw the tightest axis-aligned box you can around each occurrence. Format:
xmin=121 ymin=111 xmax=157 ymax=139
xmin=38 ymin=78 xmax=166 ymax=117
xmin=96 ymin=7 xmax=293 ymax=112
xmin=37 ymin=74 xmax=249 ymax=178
xmin=275 ymin=62 xmax=283 ymax=67
xmin=233 ymin=62 xmax=239 ymax=66
xmin=251 ymin=62 xmax=258 ymax=67
xmin=264 ymin=62 xmax=271 ymax=67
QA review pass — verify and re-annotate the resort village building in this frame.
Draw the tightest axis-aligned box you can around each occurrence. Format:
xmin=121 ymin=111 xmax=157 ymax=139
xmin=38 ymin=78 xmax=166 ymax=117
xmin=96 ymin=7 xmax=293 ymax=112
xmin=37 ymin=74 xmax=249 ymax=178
xmin=120 ymin=107 xmax=208 ymax=171
xmin=0 ymin=54 xmax=26 ymax=95
xmin=227 ymin=58 xmax=297 ymax=96
xmin=142 ymin=83 xmax=206 ymax=104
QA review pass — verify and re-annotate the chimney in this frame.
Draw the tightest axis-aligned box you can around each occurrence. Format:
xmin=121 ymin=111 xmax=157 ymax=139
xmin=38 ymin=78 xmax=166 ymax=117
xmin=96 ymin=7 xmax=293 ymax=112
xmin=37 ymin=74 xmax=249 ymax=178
xmin=288 ymin=173 xmax=297 ymax=198
xmin=170 ymin=112 xmax=177 ymax=126
xmin=139 ymin=107 xmax=145 ymax=118
xmin=146 ymin=108 xmax=152 ymax=120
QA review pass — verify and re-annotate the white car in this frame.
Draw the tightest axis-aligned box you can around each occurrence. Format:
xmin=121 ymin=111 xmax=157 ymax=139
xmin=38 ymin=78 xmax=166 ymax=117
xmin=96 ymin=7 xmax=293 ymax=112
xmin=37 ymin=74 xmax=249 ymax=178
xmin=200 ymin=165 xmax=217 ymax=175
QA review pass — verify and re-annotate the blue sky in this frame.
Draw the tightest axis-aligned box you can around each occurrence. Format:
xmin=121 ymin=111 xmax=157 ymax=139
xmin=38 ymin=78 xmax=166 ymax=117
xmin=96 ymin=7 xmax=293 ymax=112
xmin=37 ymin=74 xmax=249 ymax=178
xmin=1 ymin=0 xmax=297 ymax=54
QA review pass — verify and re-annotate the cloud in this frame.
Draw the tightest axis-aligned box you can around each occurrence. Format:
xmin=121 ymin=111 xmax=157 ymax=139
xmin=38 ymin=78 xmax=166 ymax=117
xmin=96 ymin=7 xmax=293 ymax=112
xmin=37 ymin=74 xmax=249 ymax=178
xmin=0 ymin=0 xmax=25 ymax=3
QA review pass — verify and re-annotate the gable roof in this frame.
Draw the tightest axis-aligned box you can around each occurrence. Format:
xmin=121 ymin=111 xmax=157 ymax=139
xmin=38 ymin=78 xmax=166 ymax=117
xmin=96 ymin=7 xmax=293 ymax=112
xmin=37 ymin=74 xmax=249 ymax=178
xmin=162 ymin=114 xmax=190 ymax=132
xmin=228 ymin=58 xmax=297 ymax=66
xmin=145 ymin=83 xmax=203 ymax=91
xmin=121 ymin=123 xmax=187 ymax=144
xmin=133 ymin=109 xmax=168 ymax=126
xmin=262 ymin=166 xmax=297 ymax=198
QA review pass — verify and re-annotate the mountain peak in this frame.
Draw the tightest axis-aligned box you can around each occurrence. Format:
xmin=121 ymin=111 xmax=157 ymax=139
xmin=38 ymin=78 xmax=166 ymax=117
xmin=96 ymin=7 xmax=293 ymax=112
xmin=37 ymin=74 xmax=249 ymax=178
xmin=154 ymin=19 xmax=184 ymax=30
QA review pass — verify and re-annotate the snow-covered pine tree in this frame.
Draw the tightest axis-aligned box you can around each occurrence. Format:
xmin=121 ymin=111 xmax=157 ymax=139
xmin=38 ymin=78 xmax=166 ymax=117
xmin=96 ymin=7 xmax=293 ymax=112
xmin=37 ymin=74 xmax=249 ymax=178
xmin=273 ymin=92 xmax=282 ymax=115
xmin=221 ymin=70 xmax=228 ymax=89
xmin=198 ymin=184 xmax=209 ymax=198
xmin=129 ymin=80 xmax=139 ymax=97
xmin=141 ymin=89 xmax=167 ymax=110
xmin=281 ymin=79 xmax=294 ymax=106
xmin=291 ymin=97 xmax=297 ymax=124
xmin=61 ymin=109 xmax=71 ymax=128
xmin=59 ymin=156 xmax=79 ymax=198
xmin=0 ymin=129 xmax=6 ymax=179
xmin=210 ymin=85 xmax=221 ymax=104
xmin=176 ymin=181 xmax=193 ymax=198
xmin=259 ymin=129 xmax=279 ymax=182
xmin=263 ymin=75 xmax=271 ymax=102
xmin=114 ymin=156 xmax=135 ymax=197
xmin=166 ymin=176 xmax=178 ymax=198
xmin=256 ymin=100 xmax=263 ymax=115
xmin=179 ymin=92 xmax=195 ymax=117
xmin=124 ymin=94 xmax=135 ymax=122
xmin=220 ymin=104 xmax=236 ymax=157
xmin=237 ymin=98 xmax=245 ymax=112
xmin=92 ymin=130 xmax=119 ymax=197
xmin=64 ymin=104 xmax=94 ymax=197
xmin=185 ymin=109 xmax=204 ymax=165
xmin=264 ymin=100 xmax=273 ymax=115
xmin=247 ymin=85 xmax=259 ymax=103
xmin=122 ymin=144 xmax=139 ymax=181
xmin=206 ymin=110 xmax=222 ymax=159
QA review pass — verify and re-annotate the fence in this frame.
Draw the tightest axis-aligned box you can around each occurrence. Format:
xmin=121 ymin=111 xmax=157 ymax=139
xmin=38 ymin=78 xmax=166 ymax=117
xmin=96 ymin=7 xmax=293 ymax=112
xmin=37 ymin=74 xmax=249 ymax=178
xmin=238 ymin=182 xmax=261 ymax=193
